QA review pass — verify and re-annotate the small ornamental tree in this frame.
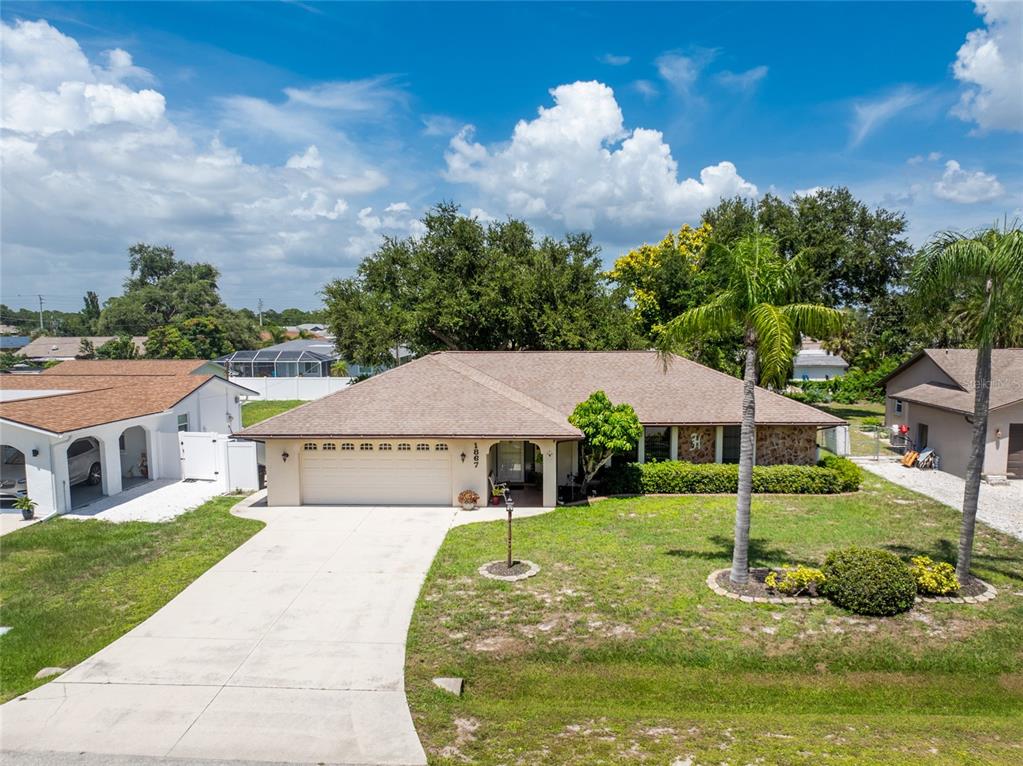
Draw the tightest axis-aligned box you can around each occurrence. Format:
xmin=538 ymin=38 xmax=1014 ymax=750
xmin=568 ymin=391 xmax=642 ymax=494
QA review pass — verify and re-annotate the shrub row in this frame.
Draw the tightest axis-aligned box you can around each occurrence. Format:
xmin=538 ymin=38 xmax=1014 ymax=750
xmin=604 ymin=456 xmax=861 ymax=495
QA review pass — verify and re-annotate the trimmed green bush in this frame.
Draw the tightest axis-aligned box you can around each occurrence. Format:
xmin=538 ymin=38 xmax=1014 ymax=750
xmin=818 ymin=454 xmax=862 ymax=492
xmin=603 ymin=458 xmax=860 ymax=495
xmin=821 ymin=547 xmax=917 ymax=616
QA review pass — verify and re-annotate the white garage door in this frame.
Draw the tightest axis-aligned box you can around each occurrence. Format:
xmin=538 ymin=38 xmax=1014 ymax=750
xmin=300 ymin=441 xmax=452 ymax=505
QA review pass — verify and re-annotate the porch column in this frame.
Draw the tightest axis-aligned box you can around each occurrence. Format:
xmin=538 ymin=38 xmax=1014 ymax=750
xmin=540 ymin=440 xmax=557 ymax=507
xmin=669 ymin=427 xmax=678 ymax=461
xmin=144 ymin=426 xmax=159 ymax=480
xmin=51 ymin=442 xmax=71 ymax=513
xmin=22 ymin=444 xmax=57 ymax=515
xmin=100 ymin=437 xmax=123 ymax=497
xmin=637 ymin=430 xmax=645 ymax=464
xmin=715 ymin=426 xmax=724 ymax=463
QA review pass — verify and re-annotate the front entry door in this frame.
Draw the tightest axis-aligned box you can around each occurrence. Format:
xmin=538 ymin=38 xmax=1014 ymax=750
xmin=497 ymin=441 xmax=525 ymax=483
xmin=1008 ymin=424 xmax=1023 ymax=479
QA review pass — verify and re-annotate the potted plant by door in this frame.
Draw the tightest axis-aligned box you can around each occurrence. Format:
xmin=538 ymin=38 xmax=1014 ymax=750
xmin=458 ymin=489 xmax=480 ymax=511
xmin=14 ymin=495 xmax=37 ymax=521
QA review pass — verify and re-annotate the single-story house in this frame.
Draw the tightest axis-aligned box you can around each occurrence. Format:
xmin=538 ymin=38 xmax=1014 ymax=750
xmin=18 ymin=336 xmax=148 ymax=363
xmin=792 ymin=339 xmax=848 ymax=381
xmin=237 ymin=351 xmax=844 ymax=508
xmin=882 ymin=348 xmax=1023 ymax=480
xmin=0 ymin=360 xmax=255 ymax=514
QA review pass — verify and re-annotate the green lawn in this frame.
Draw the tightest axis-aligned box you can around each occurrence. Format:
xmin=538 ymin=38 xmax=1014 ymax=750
xmin=242 ymin=399 xmax=305 ymax=427
xmin=0 ymin=496 xmax=263 ymax=702
xmin=817 ymin=401 xmax=889 ymax=457
xmin=406 ymin=473 xmax=1023 ymax=765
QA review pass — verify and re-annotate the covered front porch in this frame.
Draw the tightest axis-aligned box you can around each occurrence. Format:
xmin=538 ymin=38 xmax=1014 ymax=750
xmin=484 ymin=439 xmax=579 ymax=508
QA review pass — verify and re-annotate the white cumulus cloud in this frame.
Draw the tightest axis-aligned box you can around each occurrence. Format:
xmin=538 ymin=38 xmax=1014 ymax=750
xmin=1 ymin=19 xmax=165 ymax=136
xmin=0 ymin=19 xmax=423 ymax=306
xmin=932 ymin=160 xmax=1004 ymax=203
xmin=952 ymin=1 xmax=1023 ymax=132
xmin=443 ymin=81 xmax=756 ymax=235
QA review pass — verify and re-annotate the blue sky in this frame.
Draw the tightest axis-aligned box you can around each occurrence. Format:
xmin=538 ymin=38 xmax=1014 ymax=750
xmin=2 ymin=1 xmax=1020 ymax=312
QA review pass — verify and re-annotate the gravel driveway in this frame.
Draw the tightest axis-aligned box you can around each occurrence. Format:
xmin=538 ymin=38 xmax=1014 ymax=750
xmin=855 ymin=457 xmax=1023 ymax=541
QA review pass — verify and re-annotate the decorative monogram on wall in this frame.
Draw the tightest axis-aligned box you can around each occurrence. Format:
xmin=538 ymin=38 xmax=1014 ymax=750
xmin=690 ymin=433 xmax=702 ymax=451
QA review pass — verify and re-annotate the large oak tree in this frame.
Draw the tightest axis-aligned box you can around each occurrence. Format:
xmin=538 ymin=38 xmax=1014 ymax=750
xmin=323 ymin=203 xmax=640 ymax=365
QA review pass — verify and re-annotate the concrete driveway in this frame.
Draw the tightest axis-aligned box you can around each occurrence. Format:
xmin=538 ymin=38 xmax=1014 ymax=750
xmin=0 ymin=503 xmax=458 ymax=765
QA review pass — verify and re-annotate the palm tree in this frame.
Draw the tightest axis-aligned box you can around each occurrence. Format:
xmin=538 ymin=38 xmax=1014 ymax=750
xmin=659 ymin=232 xmax=841 ymax=584
xmin=911 ymin=224 xmax=1023 ymax=582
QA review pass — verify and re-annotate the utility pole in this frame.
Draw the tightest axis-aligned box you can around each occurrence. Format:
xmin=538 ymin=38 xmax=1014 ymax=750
xmin=257 ymin=298 xmax=263 ymax=327
xmin=36 ymin=294 xmax=44 ymax=332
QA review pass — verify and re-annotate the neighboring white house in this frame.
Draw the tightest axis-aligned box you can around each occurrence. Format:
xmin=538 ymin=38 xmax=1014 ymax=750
xmin=792 ymin=339 xmax=849 ymax=381
xmin=0 ymin=359 xmax=256 ymax=515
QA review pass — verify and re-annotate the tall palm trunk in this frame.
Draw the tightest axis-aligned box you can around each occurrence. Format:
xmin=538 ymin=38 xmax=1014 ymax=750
xmin=731 ymin=342 xmax=757 ymax=584
xmin=957 ymin=342 xmax=991 ymax=582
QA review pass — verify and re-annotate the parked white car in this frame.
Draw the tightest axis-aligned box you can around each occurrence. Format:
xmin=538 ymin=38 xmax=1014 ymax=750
xmin=0 ymin=439 xmax=102 ymax=505
xmin=66 ymin=437 xmax=103 ymax=487
xmin=1 ymin=445 xmax=27 ymax=503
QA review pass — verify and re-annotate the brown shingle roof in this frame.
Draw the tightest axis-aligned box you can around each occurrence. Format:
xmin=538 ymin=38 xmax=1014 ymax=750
xmin=0 ymin=360 xmax=235 ymax=433
xmin=238 ymin=351 xmax=843 ymax=439
xmin=41 ymin=359 xmax=211 ymax=377
xmin=887 ymin=349 xmax=1023 ymax=411
xmin=18 ymin=336 xmax=147 ymax=360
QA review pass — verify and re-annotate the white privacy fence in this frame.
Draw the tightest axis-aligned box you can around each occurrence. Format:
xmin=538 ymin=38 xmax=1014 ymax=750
xmin=178 ymin=432 xmax=260 ymax=491
xmin=232 ymin=377 xmax=352 ymax=401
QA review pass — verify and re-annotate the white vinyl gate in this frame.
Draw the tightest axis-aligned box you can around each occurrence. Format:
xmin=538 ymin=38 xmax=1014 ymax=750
xmin=178 ymin=432 xmax=223 ymax=482
xmin=300 ymin=444 xmax=452 ymax=505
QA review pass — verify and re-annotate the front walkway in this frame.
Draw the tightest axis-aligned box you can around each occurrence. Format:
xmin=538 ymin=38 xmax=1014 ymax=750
xmin=0 ymin=504 xmax=458 ymax=765
xmin=63 ymin=478 xmax=222 ymax=523
xmin=854 ymin=457 xmax=1023 ymax=541
xmin=0 ymin=508 xmax=43 ymax=538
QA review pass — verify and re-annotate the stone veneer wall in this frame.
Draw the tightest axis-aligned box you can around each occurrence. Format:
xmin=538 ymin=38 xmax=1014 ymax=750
xmin=677 ymin=426 xmax=716 ymax=463
xmin=755 ymin=426 xmax=818 ymax=466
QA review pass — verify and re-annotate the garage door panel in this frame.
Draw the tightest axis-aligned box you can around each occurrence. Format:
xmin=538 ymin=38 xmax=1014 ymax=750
xmin=300 ymin=451 xmax=452 ymax=506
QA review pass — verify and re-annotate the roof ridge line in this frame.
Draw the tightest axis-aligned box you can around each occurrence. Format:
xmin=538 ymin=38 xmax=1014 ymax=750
xmin=432 ymin=353 xmax=576 ymax=432
xmin=924 ymin=349 xmax=972 ymax=392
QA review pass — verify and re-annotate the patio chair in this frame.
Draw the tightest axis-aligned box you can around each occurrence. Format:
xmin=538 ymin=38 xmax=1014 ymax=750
xmin=488 ymin=474 xmax=509 ymax=503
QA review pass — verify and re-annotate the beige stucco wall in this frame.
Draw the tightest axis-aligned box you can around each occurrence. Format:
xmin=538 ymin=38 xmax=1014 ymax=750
xmin=264 ymin=439 xmax=301 ymax=506
xmin=262 ymin=436 xmax=560 ymax=508
xmin=985 ymin=401 xmax=1023 ymax=477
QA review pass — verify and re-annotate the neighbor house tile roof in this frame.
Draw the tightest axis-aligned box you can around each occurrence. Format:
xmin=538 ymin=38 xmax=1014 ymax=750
xmin=18 ymin=336 xmax=147 ymax=360
xmin=886 ymin=349 xmax=1023 ymax=413
xmin=239 ymin=351 xmax=843 ymax=440
xmin=1 ymin=360 xmax=244 ymax=434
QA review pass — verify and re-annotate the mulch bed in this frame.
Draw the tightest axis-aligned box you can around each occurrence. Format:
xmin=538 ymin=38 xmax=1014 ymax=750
xmin=714 ymin=567 xmax=821 ymax=599
xmin=713 ymin=569 xmax=992 ymax=602
xmin=946 ymin=575 xmax=987 ymax=598
xmin=483 ymin=561 xmax=532 ymax=577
